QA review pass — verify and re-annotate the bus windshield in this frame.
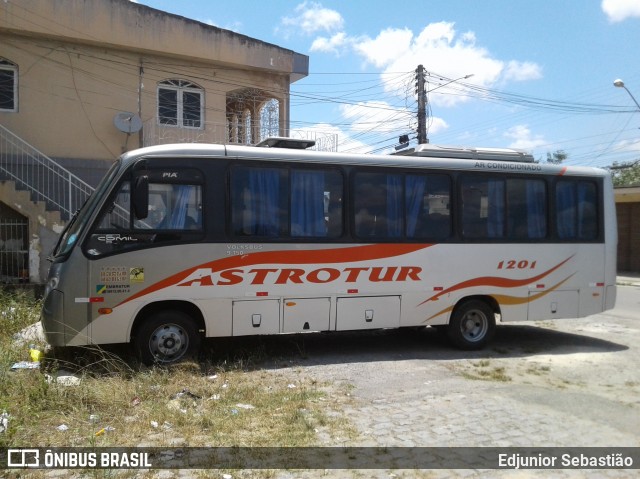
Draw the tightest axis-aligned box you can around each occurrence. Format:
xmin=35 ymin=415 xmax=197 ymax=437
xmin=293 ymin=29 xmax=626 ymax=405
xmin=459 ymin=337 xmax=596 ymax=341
xmin=50 ymin=160 xmax=121 ymax=260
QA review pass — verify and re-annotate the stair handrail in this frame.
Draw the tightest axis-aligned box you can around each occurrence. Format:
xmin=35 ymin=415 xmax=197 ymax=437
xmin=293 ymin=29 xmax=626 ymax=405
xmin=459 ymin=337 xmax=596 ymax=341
xmin=0 ymin=123 xmax=96 ymax=221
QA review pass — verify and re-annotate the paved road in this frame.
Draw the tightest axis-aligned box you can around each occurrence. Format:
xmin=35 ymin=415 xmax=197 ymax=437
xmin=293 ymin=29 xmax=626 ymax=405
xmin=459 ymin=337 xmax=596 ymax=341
xmin=266 ymin=285 xmax=640 ymax=477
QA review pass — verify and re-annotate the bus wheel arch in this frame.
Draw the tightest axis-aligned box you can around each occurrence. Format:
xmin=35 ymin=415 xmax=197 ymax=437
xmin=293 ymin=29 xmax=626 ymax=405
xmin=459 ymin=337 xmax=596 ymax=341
xmin=131 ymin=301 xmax=205 ymax=365
xmin=446 ymin=296 xmax=499 ymax=350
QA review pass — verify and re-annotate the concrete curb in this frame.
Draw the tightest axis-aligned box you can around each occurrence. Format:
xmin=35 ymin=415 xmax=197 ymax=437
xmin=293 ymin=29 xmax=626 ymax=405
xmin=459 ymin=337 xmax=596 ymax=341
xmin=617 ymin=276 xmax=640 ymax=287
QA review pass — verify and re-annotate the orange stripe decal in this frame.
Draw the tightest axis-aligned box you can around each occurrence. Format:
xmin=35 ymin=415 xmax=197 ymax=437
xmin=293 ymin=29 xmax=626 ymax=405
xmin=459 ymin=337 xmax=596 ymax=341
xmin=424 ymin=305 xmax=454 ymax=322
xmin=117 ymin=243 xmax=432 ymax=307
xmin=492 ymin=275 xmax=574 ymax=306
xmin=423 ymin=275 xmax=574 ymax=323
xmin=418 ymin=255 xmax=574 ymax=306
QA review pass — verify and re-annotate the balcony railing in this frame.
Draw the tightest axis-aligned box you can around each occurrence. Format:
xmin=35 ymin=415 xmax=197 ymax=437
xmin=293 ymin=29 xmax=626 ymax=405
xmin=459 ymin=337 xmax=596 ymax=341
xmin=142 ymin=118 xmax=338 ymax=152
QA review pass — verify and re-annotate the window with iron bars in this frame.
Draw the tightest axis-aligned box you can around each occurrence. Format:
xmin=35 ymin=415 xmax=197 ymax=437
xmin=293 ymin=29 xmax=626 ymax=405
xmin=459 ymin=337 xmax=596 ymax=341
xmin=0 ymin=58 xmax=18 ymax=112
xmin=158 ymin=79 xmax=203 ymax=128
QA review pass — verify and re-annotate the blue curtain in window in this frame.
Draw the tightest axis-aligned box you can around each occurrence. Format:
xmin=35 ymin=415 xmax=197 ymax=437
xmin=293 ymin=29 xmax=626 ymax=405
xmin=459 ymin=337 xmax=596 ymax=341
xmin=578 ymin=182 xmax=596 ymax=239
xmin=386 ymin=174 xmax=403 ymax=237
xmin=406 ymin=175 xmax=426 ymax=237
xmin=526 ymin=181 xmax=546 ymax=239
xmin=248 ymin=169 xmax=280 ymax=236
xmin=167 ymin=185 xmax=192 ymax=229
xmin=291 ymin=170 xmax=325 ymax=237
xmin=487 ymin=180 xmax=504 ymax=238
xmin=556 ymin=182 xmax=576 ymax=239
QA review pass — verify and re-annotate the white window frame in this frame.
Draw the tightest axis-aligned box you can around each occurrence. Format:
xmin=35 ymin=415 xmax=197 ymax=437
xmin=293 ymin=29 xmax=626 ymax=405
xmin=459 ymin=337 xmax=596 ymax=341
xmin=0 ymin=58 xmax=18 ymax=113
xmin=157 ymin=79 xmax=204 ymax=129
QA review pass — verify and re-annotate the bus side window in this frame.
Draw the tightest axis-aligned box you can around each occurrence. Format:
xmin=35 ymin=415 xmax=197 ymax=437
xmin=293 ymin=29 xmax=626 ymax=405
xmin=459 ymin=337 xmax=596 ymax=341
xmin=556 ymin=180 xmax=598 ymax=240
xmin=461 ymin=182 xmax=487 ymax=238
xmin=353 ymin=171 xmax=402 ymax=238
xmin=461 ymin=177 xmax=505 ymax=239
xmin=406 ymin=173 xmax=451 ymax=239
xmin=134 ymin=183 xmax=202 ymax=231
xmin=578 ymin=182 xmax=598 ymax=240
xmin=291 ymin=169 xmax=343 ymax=238
xmin=506 ymin=179 xmax=547 ymax=240
xmin=92 ymin=180 xmax=202 ymax=234
xmin=230 ymin=166 xmax=286 ymax=237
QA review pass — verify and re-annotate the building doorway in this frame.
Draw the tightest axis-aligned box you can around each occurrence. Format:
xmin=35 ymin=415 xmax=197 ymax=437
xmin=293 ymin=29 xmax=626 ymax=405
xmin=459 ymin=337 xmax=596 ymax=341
xmin=0 ymin=202 xmax=29 ymax=283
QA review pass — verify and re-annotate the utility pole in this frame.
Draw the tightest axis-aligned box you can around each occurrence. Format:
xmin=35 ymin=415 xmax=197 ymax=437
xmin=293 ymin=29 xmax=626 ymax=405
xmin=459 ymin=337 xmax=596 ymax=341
xmin=415 ymin=64 xmax=428 ymax=144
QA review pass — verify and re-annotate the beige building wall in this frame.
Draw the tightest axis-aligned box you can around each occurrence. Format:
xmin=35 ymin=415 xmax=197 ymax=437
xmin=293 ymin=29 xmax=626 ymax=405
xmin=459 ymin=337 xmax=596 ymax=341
xmin=0 ymin=0 xmax=307 ymax=283
xmin=0 ymin=0 xmax=308 ymax=163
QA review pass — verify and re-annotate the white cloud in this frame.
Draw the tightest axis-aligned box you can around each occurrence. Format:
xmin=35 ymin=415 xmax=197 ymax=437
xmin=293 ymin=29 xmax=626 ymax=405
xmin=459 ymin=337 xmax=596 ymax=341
xmin=504 ymin=61 xmax=543 ymax=82
xmin=339 ymin=101 xmax=412 ymax=132
xmin=287 ymin=11 xmax=542 ymax=151
xmin=615 ymin=138 xmax=640 ymax=152
xmin=353 ymin=28 xmax=414 ymax=68
xmin=426 ymin=117 xmax=449 ymax=136
xmin=290 ymin=102 xmax=445 ymax=154
xmin=504 ymin=125 xmax=546 ymax=150
xmin=338 ymin=101 xmax=447 ymax=151
xmin=602 ymin=0 xmax=640 ymax=22
xmin=351 ymin=22 xmax=541 ymax=107
xmin=279 ymin=2 xmax=344 ymax=36
xmin=310 ymin=32 xmax=348 ymax=54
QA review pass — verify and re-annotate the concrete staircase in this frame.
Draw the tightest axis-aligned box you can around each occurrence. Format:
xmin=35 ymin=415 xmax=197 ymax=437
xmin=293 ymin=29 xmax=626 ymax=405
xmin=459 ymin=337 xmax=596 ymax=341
xmin=0 ymin=180 xmax=65 ymax=283
xmin=0 ymin=124 xmax=93 ymax=283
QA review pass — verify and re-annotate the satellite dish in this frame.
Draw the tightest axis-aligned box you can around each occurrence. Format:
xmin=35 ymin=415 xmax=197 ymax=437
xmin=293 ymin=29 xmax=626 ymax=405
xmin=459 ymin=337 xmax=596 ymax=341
xmin=113 ymin=112 xmax=143 ymax=134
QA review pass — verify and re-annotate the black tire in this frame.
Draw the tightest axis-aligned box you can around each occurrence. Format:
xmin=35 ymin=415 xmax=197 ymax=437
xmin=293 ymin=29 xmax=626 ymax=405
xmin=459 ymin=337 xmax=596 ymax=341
xmin=135 ymin=310 xmax=200 ymax=365
xmin=447 ymin=300 xmax=496 ymax=350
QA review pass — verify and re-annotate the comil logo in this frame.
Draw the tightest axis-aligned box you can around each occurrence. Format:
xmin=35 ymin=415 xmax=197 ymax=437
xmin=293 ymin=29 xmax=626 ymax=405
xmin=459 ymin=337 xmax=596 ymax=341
xmin=7 ymin=449 xmax=40 ymax=467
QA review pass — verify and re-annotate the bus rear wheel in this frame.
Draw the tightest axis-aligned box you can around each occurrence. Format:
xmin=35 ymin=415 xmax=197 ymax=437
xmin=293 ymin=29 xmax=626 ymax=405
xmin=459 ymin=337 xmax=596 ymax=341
xmin=447 ymin=299 xmax=495 ymax=350
xmin=135 ymin=310 xmax=200 ymax=365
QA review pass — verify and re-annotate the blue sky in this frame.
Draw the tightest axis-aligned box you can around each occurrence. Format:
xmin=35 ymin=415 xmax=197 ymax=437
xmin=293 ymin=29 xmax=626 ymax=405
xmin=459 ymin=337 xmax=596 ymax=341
xmin=135 ymin=0 xmax=640 ymax=167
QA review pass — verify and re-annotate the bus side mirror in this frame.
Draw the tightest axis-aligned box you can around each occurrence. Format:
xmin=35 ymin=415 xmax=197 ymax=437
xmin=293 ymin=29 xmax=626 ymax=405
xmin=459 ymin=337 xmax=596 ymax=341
xmin=132 ymin=175 xmax=149 ymax=220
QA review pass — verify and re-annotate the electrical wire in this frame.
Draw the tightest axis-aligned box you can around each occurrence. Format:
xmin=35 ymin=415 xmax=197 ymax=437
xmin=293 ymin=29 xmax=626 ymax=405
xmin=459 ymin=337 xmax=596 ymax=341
xmin=4 ymin=0 xmax=639 ymax=167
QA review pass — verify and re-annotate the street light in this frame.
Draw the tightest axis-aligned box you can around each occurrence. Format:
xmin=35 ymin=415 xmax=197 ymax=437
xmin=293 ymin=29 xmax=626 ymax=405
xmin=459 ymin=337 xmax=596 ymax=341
xmin=614 ymin=79 xmax=640 ymax=111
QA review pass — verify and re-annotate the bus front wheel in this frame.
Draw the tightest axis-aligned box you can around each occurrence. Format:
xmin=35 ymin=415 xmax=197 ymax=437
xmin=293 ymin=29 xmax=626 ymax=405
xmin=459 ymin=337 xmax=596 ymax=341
xmin=447 ymin=300 xmax=495 ymax=350
xmin=135 ymin=310 xmax=200 ymax=365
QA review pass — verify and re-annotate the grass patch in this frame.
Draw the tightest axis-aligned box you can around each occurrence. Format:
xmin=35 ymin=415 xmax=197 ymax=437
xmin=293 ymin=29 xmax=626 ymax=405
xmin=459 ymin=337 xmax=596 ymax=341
xmin=460 ymin=359 xmax=511 ymax=382
xmin=0 ymin=291 xmax=354 ymax=449
xmin=525 ymin=364 xmax=551 ymax=376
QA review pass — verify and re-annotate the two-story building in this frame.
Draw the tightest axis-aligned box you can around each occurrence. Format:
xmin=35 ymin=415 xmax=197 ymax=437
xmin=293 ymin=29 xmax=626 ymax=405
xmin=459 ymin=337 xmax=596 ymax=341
xmin=0 ymin=0 xmax=308 ymax=283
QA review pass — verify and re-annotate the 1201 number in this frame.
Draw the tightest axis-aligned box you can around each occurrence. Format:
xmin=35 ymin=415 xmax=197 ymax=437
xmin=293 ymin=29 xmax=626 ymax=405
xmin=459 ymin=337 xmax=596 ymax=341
xmin=497 ymin=260 xmax=537 ymax=270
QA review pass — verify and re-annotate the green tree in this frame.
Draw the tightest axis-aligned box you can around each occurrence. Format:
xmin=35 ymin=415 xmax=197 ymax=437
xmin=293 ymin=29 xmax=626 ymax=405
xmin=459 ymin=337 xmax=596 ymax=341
xmin=609 ymin=160 xmax=640 ymax=187
xmin=546 ymin=149 xmax=567 ymax=164
xmin=536 ymin=149 xmax=567 ymax=164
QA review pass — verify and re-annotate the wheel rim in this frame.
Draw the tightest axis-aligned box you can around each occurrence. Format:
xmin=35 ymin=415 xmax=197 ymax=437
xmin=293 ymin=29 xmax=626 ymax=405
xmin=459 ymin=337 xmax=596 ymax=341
xmin=148 ymin=323 xmax=189 ymax=362
xmin=459 ymin=309 xmax=489 ymax=342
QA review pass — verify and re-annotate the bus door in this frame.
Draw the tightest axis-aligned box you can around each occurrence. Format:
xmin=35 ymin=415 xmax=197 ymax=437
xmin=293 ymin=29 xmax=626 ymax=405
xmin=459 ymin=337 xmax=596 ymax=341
xmin=57 ymin=251 xmax=92 ymax=346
